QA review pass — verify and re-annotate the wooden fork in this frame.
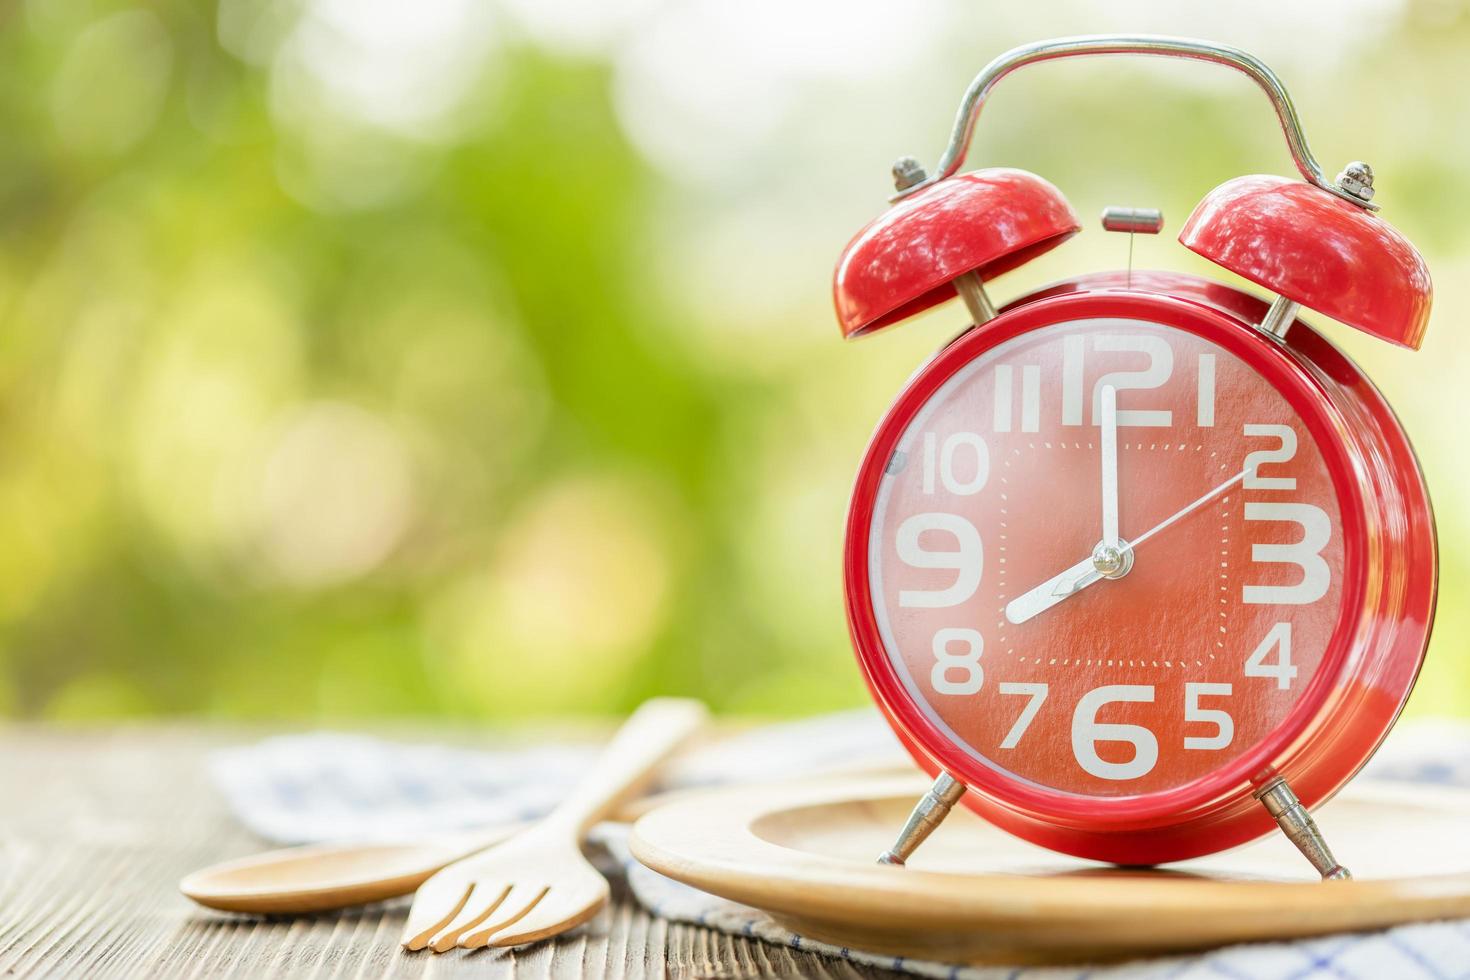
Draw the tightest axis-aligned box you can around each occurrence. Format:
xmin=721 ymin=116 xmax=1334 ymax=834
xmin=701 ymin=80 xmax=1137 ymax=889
xmin=401 ymin=698 xmax=708 ymax=952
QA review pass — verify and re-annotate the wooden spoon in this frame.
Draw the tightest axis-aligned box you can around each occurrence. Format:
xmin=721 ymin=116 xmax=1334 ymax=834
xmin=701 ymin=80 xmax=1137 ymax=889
xmin=180 ymin=825 xmax=521 ymax=915
xmin=180 ymin=728 xmax=709 ymax=916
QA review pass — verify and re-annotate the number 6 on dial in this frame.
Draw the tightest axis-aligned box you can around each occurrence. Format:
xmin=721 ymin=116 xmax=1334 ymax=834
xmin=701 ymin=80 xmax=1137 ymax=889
xmin=1071 ymin=685 xmax=1158 ymax=781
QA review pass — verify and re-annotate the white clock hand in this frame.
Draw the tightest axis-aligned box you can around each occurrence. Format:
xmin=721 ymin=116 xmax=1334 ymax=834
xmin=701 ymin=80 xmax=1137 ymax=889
xmin=1100 ymin=384 xmax=1120 ymax=548
xmin=1122 ymin=466 xmax=1246 ymax=551
xmin=1003 ymin=554 xmax=1099 ymax=625
xmin=1004 ymin=466 xmax=1248 ymax=625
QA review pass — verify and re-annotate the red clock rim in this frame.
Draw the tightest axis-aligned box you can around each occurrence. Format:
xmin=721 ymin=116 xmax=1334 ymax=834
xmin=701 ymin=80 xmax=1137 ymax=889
xmin=844 ymin=289 xmax=1371 ymax=830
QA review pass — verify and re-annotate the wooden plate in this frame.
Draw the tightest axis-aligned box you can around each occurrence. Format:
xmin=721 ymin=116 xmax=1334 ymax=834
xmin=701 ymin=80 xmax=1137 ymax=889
xmin=630 ymin=773 xmax=1470 ymax=965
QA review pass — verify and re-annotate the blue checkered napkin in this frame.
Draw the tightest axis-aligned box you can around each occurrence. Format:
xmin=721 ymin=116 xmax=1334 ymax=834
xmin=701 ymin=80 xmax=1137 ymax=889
xmin=210 ymin=714 xmax=1470 ymax=979
xmin=208 ymin=710 xmax=909 ymax=843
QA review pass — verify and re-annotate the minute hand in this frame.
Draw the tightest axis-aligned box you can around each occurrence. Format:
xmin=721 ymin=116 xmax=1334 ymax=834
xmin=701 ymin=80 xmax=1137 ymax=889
xmin=1100 ymin=384 xmax=1120 ymax=548
xmin=1003 ymin=466 xmax=1248 ymax=626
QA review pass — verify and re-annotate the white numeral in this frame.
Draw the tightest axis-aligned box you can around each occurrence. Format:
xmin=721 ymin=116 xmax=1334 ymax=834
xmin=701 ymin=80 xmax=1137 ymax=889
xmin=1071 ymin=685 xmax=1158 ymax=780
xmin=997 ymin=682 xmax=1048 ymax=749
xmin=1183 ymin=683 xmax=1234 ymax=750
xmin=1091 ymin=334 xmax=1173 ymax=427
xmin=922 ymin=432 xmax=989 ymax=495
xmin=1197 ymin=354 xmax=1216 ymax=427
xmin=896 ymin=513 xmax=983 ymax=608
xmin=931 ymin=628 xmax=983 ymax=695
xmin=1243 ymin=424 xmax=1298 ymax=490
xmin=993 ymin=365 xmax=1040 ymax=433
xmin=1242 ymin=502 xmax=1331 ymax=605
xmin=1058 ymin=335 xmax=1219 ymax=429
xmin=1245 ymin=622 xmax=1297 ymax=690
xmin=1062 ymin=336 xmax=1085 ymax=426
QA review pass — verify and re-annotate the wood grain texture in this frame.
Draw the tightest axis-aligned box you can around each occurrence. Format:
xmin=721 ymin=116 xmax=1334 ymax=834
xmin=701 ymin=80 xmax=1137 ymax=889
xmin=0 ymin=726 xmax=907 ymax=980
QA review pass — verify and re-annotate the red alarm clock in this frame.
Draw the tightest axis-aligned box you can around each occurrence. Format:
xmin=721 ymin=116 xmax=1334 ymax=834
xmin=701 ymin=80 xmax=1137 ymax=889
xmin=835 ymin=36 xmax=1434 ymax=878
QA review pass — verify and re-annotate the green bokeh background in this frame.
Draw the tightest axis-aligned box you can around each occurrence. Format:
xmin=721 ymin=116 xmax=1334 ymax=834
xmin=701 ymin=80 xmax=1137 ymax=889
xmin=0 ymin=0 xmax=1465 ymax=721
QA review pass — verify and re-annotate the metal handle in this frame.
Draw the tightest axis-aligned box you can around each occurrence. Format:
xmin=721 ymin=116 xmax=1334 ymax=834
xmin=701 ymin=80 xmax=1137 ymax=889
xmin=892 ymin=35 xmax=1373 ymax=209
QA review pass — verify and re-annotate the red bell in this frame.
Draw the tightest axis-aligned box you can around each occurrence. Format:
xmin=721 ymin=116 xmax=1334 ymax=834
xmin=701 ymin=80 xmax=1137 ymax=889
xmin=1179 ymin=174 xmax=1432 ymax=349
xmin=833 ymin=168 xmax=1080 ymax=338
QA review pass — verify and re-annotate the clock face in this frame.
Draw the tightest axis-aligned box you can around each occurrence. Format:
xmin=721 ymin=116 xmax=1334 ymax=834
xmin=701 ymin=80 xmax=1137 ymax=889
xmin=866 ymin=316 xmax=1349 ymax=798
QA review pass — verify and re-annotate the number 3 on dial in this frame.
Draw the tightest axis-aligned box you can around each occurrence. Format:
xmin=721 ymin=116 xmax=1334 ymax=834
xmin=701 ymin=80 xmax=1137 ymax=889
xmin=1242 ymin=424 xmax=1331 ymax=606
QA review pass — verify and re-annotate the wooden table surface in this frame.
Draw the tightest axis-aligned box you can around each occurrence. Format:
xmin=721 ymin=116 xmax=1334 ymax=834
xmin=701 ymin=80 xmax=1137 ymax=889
xmin=0 ymin=726 xmax=911 ymax=980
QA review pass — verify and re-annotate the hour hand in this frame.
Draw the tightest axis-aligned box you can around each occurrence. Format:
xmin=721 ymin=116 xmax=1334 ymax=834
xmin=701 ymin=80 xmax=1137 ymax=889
xmin=1004 ymin=555 xmax=1103 ymax=625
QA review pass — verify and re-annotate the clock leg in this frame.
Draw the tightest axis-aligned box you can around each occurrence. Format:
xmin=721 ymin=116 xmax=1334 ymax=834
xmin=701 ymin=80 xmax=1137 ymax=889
xmin=1254 ymin=776 xmax=1352 ymax=880
xmin=877 ymin=772 xmax=966 ymax=866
